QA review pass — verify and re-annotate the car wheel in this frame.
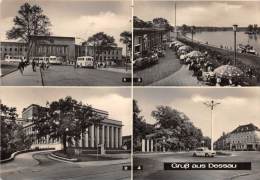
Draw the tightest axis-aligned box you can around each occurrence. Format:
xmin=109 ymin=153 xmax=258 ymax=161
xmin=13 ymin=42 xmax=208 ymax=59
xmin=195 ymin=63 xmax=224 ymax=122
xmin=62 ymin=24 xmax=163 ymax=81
xmin=205 ymin=153 xmax=209 ymax=157
xmin=193 ymin=153 xmax=196 ymax=157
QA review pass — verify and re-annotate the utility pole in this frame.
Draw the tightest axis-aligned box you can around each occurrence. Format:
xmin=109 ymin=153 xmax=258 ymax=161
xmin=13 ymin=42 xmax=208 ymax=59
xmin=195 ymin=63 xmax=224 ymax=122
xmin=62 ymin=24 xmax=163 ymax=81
xmin=203 ymin=100 xmax=220 ymax=152
xmin=174 ymin=2 xmax=177 ymax=38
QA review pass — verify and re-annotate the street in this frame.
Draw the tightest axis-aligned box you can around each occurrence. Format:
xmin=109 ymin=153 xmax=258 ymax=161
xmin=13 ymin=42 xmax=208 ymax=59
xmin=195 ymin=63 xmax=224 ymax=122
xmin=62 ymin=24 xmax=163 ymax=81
xmin=0 ymin=65 xmax=131 ymax=86
xmin=0 ymin=151 xmax=131 ymax=180
xmin=133 ymin=48 xmax=201 ymax=86
xmin=134 ymin=48 xmax=182 ymax=86
xmin=133 ymin=151 xmax=260 ymax=180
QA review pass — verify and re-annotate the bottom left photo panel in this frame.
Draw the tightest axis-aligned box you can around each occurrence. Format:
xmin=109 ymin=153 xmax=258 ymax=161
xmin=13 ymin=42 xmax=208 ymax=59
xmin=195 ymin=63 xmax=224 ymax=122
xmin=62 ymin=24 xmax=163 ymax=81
xmin=0 ymin=87 xmax=132 ymax=180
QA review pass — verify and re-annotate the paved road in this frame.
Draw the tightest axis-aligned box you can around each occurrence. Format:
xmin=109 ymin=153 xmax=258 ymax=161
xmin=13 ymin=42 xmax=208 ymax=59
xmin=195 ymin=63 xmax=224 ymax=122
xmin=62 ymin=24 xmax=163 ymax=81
xmin=0 ymin=65 xmax=131 ymax=86
xmin=0 ymin=151 xmax=131 ymax=180
xmin=150 ymin=65 xmax=202 ymax=86
xmin=134 ymin=49 xmax=182 ymax=86
xmin=133 ymin=151 xmax=260 ymax=180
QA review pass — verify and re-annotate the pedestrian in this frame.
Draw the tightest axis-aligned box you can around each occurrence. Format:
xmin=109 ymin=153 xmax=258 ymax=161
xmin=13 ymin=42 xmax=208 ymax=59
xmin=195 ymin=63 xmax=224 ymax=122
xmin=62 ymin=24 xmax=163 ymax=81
xmin=18 ymin=61 xmax=23 ymax=75
xmin=32 ymin=60 xmax=36 ymax=72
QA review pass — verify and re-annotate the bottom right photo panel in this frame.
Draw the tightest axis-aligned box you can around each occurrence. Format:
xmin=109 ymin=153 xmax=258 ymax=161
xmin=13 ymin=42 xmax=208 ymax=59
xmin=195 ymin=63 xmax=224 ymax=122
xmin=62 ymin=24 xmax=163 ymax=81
xmin=133 ymin=87 xmax=260 ymax=180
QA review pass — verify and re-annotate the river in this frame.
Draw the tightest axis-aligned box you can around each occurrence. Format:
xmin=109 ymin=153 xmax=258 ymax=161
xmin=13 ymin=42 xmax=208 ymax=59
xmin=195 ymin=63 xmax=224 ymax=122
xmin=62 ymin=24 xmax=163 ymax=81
xmin=186 ymin=31 xmax=260 ymax=54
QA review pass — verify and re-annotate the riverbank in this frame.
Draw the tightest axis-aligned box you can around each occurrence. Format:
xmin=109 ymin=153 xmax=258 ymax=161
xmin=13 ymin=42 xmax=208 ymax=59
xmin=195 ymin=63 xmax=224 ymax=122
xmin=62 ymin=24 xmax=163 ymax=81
xmin=178 ymin=35 xmax=260 ymax=85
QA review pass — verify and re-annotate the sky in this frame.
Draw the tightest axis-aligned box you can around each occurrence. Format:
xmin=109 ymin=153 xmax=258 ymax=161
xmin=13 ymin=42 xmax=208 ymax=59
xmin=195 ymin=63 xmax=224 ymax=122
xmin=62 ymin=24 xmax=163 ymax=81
xmin=0 ymin=0 xmax=131 ymax=53
xmin=134 ymin=88 xmax=260 ymax=141
xmin=0 ymin=87 xmax=132 ymax=136
xmin=134 ymin=1 xmax=260 ymax=27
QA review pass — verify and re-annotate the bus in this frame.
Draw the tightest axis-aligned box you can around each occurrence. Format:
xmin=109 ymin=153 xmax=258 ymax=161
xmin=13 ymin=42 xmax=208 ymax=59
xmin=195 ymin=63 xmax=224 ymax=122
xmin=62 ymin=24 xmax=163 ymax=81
xmin=49 ymin=56 xmax=62 ymax=65
xmin=76 ymin=56 xmax=94 ymax=68
xmin=32 ymin=57 xmax=49 ymax=64
xmin=5 ymin=55 xmax=26 ymax=63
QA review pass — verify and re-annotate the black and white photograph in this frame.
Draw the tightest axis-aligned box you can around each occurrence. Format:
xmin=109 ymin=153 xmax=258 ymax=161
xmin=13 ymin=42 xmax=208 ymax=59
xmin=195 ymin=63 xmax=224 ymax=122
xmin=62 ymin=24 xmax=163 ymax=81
xmin=0 ymin=87 xmax=132 ymax=180
xmin=0 ymin=0 xmax=132 ymax=86
xmin=133 ymin=1 xmax=260 ymax=86
xmin=133 ymin=88 xmax=260 ymax=180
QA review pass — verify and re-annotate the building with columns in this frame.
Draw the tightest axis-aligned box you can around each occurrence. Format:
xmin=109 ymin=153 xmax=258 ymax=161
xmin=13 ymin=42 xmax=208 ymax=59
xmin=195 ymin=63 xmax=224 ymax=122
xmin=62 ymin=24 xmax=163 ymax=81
xmin=22 ymin=104 xmax=123 ymax=152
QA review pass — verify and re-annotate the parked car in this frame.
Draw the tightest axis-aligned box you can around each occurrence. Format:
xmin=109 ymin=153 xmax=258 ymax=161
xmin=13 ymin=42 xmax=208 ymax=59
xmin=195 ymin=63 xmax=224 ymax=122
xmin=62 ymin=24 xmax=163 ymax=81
xmin=133 ymin=57 xmax=144 ymax=70
xmin=156 ymin=49 xmax=166 ymax=57
xmin=192 ymin=147 xmax=216 ymax=157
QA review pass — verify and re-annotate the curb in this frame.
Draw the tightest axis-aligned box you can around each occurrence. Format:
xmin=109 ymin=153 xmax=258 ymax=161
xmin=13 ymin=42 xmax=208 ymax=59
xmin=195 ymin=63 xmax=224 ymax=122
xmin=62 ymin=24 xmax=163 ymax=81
xmin=49 ymin=153 xmax=78 ymax=162
xmin=0 ymin=148 xmax=55 ymax=164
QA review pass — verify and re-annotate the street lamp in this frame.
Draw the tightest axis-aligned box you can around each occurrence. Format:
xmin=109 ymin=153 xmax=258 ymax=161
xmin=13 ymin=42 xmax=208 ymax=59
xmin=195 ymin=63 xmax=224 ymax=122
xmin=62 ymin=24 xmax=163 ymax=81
xmin=233 ymin=24 xmax=238 ymax=66
xmin=203 ymin=100 xmax=221 ymax=152
xmin=191 ymin=26 xmax=194 ymax=42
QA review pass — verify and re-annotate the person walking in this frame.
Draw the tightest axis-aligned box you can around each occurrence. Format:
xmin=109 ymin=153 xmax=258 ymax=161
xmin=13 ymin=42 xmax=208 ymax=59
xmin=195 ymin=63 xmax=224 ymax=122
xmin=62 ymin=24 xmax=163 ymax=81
xmin=32 ymin=60 xmax=36 ymax=72
xmin=18 ymin=61 xmax=24 ymax=75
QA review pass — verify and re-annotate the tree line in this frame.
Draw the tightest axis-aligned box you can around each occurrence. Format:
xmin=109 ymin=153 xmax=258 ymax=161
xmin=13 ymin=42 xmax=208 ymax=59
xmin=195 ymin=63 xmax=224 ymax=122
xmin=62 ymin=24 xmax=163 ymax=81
xmin=133 ymin=100 xmax=211 ymax=152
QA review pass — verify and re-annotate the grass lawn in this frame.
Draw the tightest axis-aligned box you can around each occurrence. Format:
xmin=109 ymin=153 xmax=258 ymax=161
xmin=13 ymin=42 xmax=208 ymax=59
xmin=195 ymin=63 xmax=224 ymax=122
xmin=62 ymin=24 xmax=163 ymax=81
xmin=1 ymin=62 xmax=18 ymax=76
xmin=53 ymin=150 xmax=125 ymax=162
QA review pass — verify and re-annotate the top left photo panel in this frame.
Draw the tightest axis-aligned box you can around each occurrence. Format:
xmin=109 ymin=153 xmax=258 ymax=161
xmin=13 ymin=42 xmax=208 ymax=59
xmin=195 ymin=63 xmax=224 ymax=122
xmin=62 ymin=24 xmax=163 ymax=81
xmin=0 ymin=0 xmax=132 ymax=86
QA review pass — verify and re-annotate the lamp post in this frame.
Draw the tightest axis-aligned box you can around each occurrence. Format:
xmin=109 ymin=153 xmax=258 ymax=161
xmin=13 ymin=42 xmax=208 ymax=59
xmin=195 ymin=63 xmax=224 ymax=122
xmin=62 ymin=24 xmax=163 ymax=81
xmin=233 ymin=24 xmax=238 ymax=66
xmin=191 ymin=26 xmax=194 ymax=42
xmin=203 ymin=100 xmax=220 ymax=152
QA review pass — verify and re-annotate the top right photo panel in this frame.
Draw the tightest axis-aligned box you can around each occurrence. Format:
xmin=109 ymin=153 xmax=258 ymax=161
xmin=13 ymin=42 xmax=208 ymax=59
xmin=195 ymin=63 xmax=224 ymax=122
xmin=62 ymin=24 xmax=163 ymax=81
xmin=133 ymin=1 xmax=260 ymax=86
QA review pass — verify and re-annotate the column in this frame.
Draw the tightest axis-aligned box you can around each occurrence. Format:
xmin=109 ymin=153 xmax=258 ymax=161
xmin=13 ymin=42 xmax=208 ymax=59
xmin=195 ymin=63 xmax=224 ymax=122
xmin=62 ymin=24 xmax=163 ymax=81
xmin=85 ymin=129 xmax=89 ymax=147
xmin=151 ymin=139 xmax=154 ymax=152
xmin=102 ymin=125 xmax=105 ymax=145
xmin=96 ymin=125 xmax=100 ymax=145
xmin=163 ymin=137 xmax=166 ymax=152
xmin=119 ymin=128 xmax=122 ymax=147
xmin=115 ymin=127 xmax=118 ymax=148
xmin=91 ymin=124 xmax=94 ymax=148
xmin=79 ymin=133 xmax=82 ymax=147
xmin=146 ymin=139 xmax=150 ymax=152
xmin=106 ymin=126 xmax=110 ymax=148
xmin=142 ymin=139 xmax=145 ymax=152
xmin=111 ymin=126 xmax=114 ymax=148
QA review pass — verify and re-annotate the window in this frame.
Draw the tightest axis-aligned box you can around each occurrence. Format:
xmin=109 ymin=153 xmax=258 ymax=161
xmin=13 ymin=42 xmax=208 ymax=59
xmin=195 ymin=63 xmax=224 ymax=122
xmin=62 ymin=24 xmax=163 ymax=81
xmin=5 ymin=48 xmax=7 ymax=51
xmin=10 ymin=48 xmax=12 ymax=51
xmin=15 ymin=48 xmax=17 ymax=51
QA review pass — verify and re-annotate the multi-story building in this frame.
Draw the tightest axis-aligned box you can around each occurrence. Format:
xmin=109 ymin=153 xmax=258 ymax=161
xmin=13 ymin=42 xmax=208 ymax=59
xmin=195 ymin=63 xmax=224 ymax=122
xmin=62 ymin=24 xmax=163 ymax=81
xmin=214 ymin=123 xmax=260 ymax=151
xmin=82 ymin=44 xmax=123 ymax=64
xmin=0 ymin=35 xmax=76 ymax=62
xmin=22 ymin=104 xmax=123 ymax=152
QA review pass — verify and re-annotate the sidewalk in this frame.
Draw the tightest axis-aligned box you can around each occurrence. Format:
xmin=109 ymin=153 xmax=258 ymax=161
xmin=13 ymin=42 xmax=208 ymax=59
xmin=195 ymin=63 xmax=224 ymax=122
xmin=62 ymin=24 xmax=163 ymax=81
xmin=150 ymin=65 xmax=203 ymax=86
xmin=0 ymin=65 xmax=42 ymax=86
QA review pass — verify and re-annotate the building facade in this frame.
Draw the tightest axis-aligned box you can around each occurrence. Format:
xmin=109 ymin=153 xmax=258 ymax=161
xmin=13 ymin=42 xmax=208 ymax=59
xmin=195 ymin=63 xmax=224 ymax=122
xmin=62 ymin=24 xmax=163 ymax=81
xmin=214 ymin=124 xmax=260 ymax=151
xmin=0 ymin=36 xmax=75 ymax=62
xmin=22 ymin=104 xmax=123 ymax=151
xmin=134 ymin=28 xmax=168 ymax=57
xmin=83 ymin=45 xmax=123 ymax=64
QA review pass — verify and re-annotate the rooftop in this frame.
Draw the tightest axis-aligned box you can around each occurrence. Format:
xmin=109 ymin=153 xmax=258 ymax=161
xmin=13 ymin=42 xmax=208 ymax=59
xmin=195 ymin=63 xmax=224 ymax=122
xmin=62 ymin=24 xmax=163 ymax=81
xmin=231 ymin=123 xmax=260 ymax=134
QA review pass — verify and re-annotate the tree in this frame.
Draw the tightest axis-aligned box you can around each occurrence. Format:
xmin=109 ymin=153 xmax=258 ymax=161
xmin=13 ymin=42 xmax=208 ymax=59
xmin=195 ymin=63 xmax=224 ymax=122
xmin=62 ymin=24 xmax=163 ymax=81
xmin=120 ymin=31 xmax=132 ymax=59
xmin=0 ymin=103 xmax=18 ymax=159
xmin=6 ymin=2 xmax=51 ymax=61
xmin=151 ymin=106 xmax=204 ymax=151
xmin=152 ymin=17 xmax=172 ymax=30
xmin=247 ymin=24 xmax=254 ymax=32
xmin=133 ymin=100 xmax=152 ymax=151
xmin=33 ymin=96 xmax=104 ymax=153
xmin=86 ymin=32 xmax=117 ymax=63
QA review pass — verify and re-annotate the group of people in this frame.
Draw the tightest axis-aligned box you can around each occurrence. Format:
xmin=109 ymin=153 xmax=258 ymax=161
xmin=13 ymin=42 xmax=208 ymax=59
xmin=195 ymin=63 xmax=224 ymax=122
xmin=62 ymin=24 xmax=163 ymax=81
xmin=18 ymin=60 xmax=50 ymax=75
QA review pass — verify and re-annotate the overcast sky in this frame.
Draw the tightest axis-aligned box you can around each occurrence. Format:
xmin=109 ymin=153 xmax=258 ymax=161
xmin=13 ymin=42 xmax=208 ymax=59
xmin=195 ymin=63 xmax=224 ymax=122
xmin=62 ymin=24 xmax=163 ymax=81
xmin=135 ymin=1 xmax=260 ymax=27
xmin=0 ymin=0 xmax=131 ymax=53
xmin=0 ymin=87 xmax=132 ymax=136
xmin=134 ymin=88 xmax=260 ymax=141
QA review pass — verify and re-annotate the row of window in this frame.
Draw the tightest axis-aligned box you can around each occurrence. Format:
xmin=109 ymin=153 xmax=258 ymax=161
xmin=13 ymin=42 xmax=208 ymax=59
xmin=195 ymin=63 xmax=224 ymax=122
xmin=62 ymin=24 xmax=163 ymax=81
xmin=0 ymin=47 xmax=27 ymax=52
